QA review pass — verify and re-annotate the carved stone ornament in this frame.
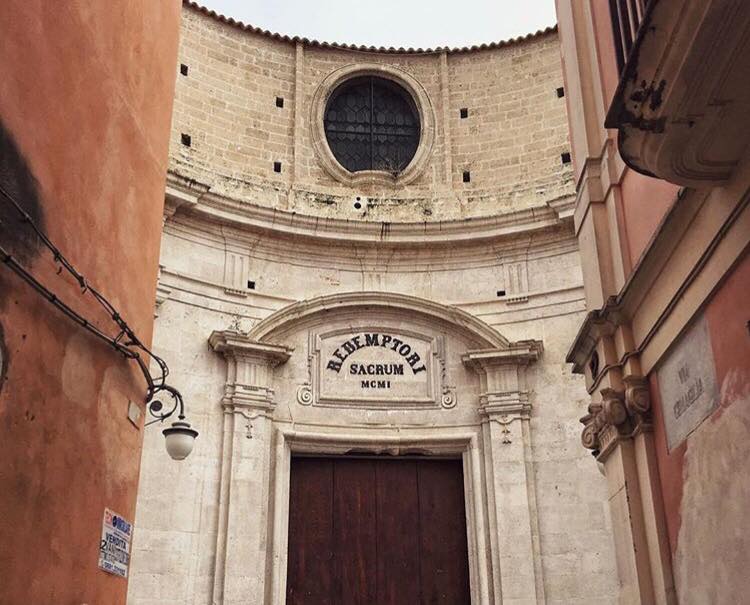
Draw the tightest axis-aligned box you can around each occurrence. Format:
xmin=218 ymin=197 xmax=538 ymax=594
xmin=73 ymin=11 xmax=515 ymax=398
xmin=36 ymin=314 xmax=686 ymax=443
xmin=296 ymin=384 xmax=313 ymax=406
xmin=580 ymin=376 xmax=652 ymax=458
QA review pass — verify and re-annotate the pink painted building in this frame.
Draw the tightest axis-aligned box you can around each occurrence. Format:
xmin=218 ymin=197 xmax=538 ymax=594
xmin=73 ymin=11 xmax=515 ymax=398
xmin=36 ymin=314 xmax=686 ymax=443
xmin=556 ymin=1 xmax=750 ymax=602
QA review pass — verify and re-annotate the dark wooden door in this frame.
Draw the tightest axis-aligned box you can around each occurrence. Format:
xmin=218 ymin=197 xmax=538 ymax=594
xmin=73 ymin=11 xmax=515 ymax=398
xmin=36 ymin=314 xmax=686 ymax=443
xmin=286 ymin=457 xmax=471 ymax=605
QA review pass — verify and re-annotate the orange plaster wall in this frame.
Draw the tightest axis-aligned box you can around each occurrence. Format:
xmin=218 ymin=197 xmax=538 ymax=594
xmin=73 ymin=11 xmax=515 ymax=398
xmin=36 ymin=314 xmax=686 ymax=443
xmin=0 ymin=2 xmax=180 ymax=603
xmin=649 ymin=373 xmax=686 ymax=553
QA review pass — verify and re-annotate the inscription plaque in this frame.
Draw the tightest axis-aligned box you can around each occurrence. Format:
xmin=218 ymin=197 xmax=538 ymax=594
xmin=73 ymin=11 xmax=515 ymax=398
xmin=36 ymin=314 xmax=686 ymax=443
xmin=657 ymin=315 xmax=718 ymax=451
xmin=297 ymin=327 xmax=456 ymax=409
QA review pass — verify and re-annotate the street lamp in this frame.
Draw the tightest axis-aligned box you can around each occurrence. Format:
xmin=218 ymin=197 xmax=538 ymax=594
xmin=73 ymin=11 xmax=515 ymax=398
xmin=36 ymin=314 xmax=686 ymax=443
xmin=162 ymin=421 xmax=199 ymax=460
xmin=146 ymin=385 xmax=198 ymax=460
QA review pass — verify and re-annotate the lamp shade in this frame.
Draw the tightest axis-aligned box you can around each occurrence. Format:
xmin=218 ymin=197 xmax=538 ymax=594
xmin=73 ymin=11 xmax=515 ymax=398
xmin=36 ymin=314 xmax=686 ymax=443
xmin=163 ymin=420 xmax=198 ymax=460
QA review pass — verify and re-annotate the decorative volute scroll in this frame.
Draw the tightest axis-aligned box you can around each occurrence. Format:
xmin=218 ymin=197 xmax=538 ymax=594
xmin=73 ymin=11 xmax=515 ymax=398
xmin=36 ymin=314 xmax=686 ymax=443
xmin=462 ymin=341 xmax=543 ymax=421
xmin=209 ymin=330 xmax=293 ymax=411
xmin=580 ymin=375 xmax=651 ymax=459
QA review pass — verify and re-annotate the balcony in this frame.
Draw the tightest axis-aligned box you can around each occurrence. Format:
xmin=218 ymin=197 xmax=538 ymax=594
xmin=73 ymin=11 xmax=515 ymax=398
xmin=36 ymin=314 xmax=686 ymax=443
xmin=605 ymin=0 xmax=750 ymax=187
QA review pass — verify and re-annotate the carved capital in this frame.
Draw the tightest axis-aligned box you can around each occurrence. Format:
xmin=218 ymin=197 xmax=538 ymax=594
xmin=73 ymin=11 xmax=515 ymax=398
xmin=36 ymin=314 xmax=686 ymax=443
xmin=464 ymin=343 xmax=540 ymax=435
xmin=580 ymin=376 xmax=653 ymax=459
xmin=209 ymin=330 xmax=293 ymax=411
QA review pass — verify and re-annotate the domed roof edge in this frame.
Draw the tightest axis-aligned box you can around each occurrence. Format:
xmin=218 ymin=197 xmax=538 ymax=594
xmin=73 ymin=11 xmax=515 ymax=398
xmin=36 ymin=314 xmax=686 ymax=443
xmin=184 ymin=1 xmax=558 ymax=55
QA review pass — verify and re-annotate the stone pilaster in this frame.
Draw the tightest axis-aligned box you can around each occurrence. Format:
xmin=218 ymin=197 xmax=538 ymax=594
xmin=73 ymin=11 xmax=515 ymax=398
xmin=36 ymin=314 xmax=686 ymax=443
xmin=463 ymin=342 xmax=545 ymax=605
xmin=208 ymin=330 xmax=292 ymax=605
xmin=580 ymin=374 xmax=676 ymax=605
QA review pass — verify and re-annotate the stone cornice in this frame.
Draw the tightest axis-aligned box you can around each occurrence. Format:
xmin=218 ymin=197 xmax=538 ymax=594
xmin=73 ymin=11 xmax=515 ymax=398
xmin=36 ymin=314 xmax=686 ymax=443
xmin=462 ymin=343 xmax=542 ymax=423
xmin=209 ymin=330 xmax=293 ymax=411
xmin=565 ymin=296 xmax=626 ymax=374
xmin=460 ymin=342 xmax=543 ymax=369
xmin=165 ymin=172 xmax=575 ymax=246
xmin=209 ymin=330 xmax=293 ymax=365
xmin=568 ymin=184 xmax=749 ymax=380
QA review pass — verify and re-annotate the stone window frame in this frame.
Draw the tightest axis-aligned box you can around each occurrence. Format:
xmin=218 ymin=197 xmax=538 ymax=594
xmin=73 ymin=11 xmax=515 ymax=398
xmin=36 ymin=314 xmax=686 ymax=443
xmin=310 ymin=63 xmax=436 ymax=187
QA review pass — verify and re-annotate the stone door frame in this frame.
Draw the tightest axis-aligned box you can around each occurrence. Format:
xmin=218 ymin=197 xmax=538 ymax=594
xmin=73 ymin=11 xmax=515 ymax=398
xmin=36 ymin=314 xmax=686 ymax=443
xmin=267 ymin=427 xmax=488 ymax=604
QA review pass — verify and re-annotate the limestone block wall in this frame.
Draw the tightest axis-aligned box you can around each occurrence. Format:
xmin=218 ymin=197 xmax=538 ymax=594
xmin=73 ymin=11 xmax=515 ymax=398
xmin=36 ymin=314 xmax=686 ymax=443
xmin=170 ymin=3 xmax=573 ymax=221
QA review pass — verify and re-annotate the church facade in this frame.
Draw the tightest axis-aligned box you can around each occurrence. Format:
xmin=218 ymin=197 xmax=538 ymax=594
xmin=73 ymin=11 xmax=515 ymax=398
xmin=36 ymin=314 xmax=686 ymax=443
xmin=128 ymin=4 xmax=618 ymax=603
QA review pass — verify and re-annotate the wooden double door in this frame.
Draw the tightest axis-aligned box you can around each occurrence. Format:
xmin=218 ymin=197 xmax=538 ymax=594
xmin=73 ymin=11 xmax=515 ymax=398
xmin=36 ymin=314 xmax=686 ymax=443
xmin=286 ymin=456 xmax=471 ymax=605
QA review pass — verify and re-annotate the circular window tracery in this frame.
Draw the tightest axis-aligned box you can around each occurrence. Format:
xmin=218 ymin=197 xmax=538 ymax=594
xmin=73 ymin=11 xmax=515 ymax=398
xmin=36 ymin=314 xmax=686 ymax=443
xmin=311 ymin=64 xmax=436 ymax=186
xmin=323 ymin=76 xmax=421 ymax=174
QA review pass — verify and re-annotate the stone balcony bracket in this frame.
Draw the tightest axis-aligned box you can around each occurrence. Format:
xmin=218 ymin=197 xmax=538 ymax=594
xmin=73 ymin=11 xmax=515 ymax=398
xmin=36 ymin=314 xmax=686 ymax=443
xmin=605 ymin=0 xmax=750 ymax=186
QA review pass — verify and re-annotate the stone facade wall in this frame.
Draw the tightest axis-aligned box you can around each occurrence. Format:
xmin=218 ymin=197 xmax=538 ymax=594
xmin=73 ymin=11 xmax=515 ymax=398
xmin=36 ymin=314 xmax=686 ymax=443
xmin=128 ymin=5 xmax=616 ymax=604
xmin=129 ymin=217 xmax=617 ymax=605
xmin=170 ymin=4 xmax=573 ymax=222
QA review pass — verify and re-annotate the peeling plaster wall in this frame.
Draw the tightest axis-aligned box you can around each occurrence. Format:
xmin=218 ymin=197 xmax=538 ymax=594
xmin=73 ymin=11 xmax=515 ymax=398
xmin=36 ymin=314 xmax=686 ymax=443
xmin=662 ymin=253 xmax=750 ymax=604
xmin=673 ymin=389 xmax=750 ymax=604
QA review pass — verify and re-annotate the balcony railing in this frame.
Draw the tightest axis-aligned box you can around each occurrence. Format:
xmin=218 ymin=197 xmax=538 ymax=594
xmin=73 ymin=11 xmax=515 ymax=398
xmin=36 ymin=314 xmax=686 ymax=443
xmin=609 ymin=0 xmax=652 ymax=74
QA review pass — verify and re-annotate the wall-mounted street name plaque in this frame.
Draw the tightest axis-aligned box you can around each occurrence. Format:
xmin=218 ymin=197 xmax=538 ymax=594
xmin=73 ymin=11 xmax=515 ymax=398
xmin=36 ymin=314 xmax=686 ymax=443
xmin=657 ymin=315 xmax=719 ymax=451
xmin=297 ymin=328 xmax=455 ymax=409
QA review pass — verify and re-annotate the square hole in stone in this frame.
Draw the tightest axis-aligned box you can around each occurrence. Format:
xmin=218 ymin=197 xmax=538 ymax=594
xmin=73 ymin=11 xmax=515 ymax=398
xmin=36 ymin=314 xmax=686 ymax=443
xmin=247 ymin=280 xmax=256 ymax=290
xmin=181 ymin=133 xmax=191 ymax=147
xmin=497 ymin=290 xmax=506 ymax=297
xmin=460 ymin=108 xmax=469 ymax=119
xmin=462 ymin=170 xmax=471 ymax=183
xmin=561 ymin=152 xmax=572 ymax=164
xmin=556 ymin=86 xmax=565 ymax=98
xmin=273 ymin=161 xmax=282 ymax=173
xmin=276 ymin=96 xmax=284 ymax=108
xmin=180 ymin=63 xmax=189 ymax=76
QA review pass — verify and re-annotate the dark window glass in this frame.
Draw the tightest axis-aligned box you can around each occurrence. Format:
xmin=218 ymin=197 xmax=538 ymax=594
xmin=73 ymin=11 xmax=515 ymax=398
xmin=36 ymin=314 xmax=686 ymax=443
xmin=324 ymin=76 xmax=420 ymax=173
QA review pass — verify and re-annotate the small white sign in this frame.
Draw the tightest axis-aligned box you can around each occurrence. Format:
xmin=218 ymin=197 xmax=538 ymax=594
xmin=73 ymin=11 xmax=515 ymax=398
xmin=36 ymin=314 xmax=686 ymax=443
xmin=98 ymin=508 xmax=132 ymax=578
xmin=657 ymin=315 xmax=718 ymax=451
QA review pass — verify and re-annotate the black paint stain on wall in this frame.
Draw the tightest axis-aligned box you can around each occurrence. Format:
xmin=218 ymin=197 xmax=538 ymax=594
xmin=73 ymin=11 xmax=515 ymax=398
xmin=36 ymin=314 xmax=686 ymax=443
xmin=0 ymin=118 xmax=45 ymax=308
xmin=0 ymin=118 xmax=45 ymax=265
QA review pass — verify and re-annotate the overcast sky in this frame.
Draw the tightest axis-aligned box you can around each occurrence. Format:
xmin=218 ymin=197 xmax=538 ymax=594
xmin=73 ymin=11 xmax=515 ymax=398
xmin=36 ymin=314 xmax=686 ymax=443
xmin=196 ymin=0 xmax=558 ymax=48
